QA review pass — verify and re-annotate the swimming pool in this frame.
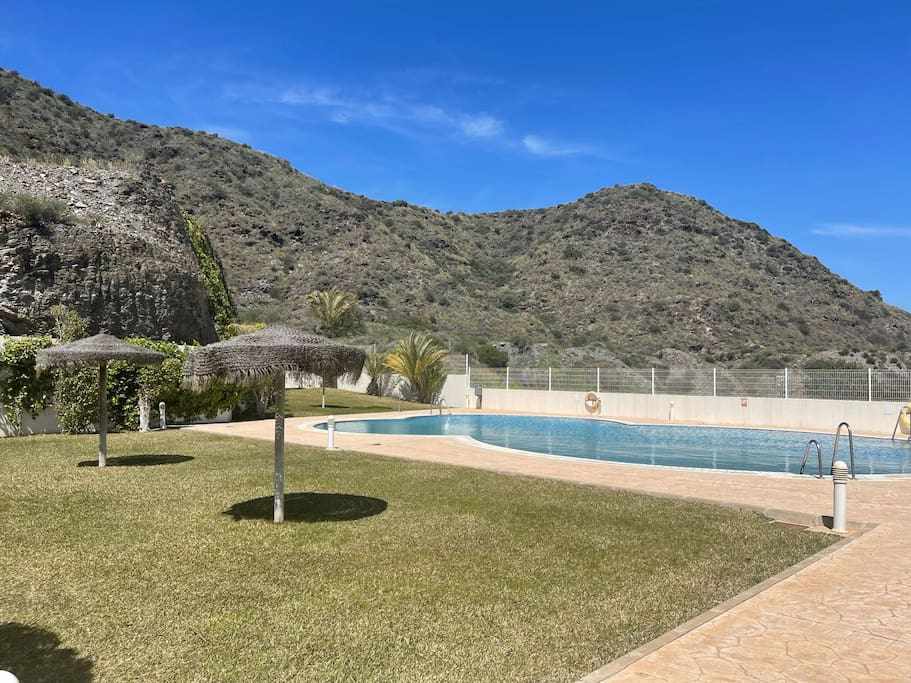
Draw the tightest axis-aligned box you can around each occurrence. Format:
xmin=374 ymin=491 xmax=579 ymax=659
xmin=316 ymin=414 xmax=911 ymax=476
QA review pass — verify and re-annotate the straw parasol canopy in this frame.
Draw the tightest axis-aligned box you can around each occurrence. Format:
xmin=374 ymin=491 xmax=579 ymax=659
xmin=37 ymin=334 xmax=165 ymax=467
xmin=182 ymin=325 xmax=366 ymax=523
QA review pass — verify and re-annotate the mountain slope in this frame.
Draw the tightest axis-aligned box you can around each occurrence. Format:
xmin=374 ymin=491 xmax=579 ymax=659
xmin=1 ymin=68 xmax=909 ymax=367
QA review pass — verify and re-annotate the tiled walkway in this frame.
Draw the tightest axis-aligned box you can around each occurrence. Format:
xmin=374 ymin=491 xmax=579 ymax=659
xmin=192 ymin=412 xmax=911 ymax=681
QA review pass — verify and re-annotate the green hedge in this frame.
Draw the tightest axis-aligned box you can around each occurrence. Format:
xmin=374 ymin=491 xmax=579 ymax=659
xmin=58 ymin=338 xmax=246 ymax=433
xmin=0 ymin=336 xmax=54 ymax=428
xmin=1 ymin=335 xmax=245 ymax=434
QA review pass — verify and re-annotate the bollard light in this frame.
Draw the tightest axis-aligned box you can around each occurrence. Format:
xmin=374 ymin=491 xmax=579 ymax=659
xmin=159 ymin=401 xmax=167 ymax=430
xmin=327 ymin=415 xmax=336 ymax=450
xmin=832 ymin=460 xmax=848 ymax=533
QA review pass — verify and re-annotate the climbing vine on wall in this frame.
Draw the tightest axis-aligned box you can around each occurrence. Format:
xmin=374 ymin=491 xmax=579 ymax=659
xmin=185 ymin=214 xmax=236 ymax=337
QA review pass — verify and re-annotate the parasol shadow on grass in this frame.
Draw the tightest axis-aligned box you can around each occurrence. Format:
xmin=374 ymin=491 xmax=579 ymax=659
xmin=224 ymin=492 xmax=388 ymax=523
xmin=183 ymin=325 xmax=366 ymax=523
xmin=0 ymin=622 xmax=94 ymax=682
xmin=37 ymin=334 xmax=165 ymax=468
xmin=76 ymin=453 xmax=193 ymax=468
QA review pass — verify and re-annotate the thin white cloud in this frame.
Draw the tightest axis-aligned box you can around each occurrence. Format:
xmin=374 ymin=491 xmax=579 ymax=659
xmin=812 ymin=223 xmax=911 ymax=237
xmin=460 ymin=114 xmax=503 ymax=138
xmin=275 ymin=84 xmax=504 ymax=142
xmin=228 ymin=76 xmax=610 ymax=159
xmin=522 ymin=134 xmax=592 ymax=157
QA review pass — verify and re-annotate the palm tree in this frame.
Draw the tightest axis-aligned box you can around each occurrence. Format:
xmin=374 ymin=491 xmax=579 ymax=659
xmin=365 ymin=351 xmax=399 ymax=397
xmin=306 ymin=289 xmax=361 ymax=404
xmin=305 ymin=289 xmax=360 ymax=338
xmin=384 ymin=332 xmax=448 ymax=404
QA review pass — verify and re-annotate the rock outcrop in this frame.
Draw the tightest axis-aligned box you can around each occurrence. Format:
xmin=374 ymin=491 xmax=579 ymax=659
xmin=0 ymin=157 xmax=217 ymax=342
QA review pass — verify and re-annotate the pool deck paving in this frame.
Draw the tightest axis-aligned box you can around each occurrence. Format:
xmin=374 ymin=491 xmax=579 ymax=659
xmin=191 ymin=410 xmax=911 ymax=681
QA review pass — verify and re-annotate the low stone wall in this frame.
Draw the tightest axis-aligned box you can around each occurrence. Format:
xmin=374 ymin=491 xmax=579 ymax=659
xmin=482 ymin=388 xmax=904 ymax=436
xmin=1 ymin=404 xmax=231 ymax=437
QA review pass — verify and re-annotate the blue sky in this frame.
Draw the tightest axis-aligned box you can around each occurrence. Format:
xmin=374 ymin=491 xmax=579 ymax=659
xmin=3 ymin=2 xmax=910 ymax=309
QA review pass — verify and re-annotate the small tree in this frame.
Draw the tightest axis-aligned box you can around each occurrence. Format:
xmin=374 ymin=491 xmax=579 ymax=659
xmin=384 ymin=332 xmax=448 ymax=404
xmin=305 ymin=289 xmax=360 ymax=338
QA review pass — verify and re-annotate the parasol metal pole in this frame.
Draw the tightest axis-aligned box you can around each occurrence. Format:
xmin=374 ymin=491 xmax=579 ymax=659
xmin=97 ymin=361 xmax=108 ymax=467
xmin=273 ymin=371 xmax=286 ymax=523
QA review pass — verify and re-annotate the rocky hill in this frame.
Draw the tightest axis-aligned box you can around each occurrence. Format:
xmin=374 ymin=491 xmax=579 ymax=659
xmin=0 ymin=156 xmax=219 ymax=342
xmin=2 ymin=68 xmax=909 ymax=367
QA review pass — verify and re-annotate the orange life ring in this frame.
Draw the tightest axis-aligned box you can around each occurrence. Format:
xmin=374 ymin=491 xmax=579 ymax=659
xmin=584 ymin=392 xmax=602 ymax=414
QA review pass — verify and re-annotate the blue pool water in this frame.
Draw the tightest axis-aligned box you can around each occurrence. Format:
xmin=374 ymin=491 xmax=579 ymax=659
xmin=318 ymin=414 xmax=911 ymax=476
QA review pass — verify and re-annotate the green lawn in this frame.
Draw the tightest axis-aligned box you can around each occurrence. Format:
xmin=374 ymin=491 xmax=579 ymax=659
xmin=0 ymin=431 xmax=835 ymax=682
xmin=283 ymin=387 xmax=429 ymax=417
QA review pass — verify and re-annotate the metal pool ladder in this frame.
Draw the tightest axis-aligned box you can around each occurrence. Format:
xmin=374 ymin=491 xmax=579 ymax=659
xmin=831 ymin=422 xmax=856 ymax=479
xmin=799 ymin=439 xmax=823 ymax=478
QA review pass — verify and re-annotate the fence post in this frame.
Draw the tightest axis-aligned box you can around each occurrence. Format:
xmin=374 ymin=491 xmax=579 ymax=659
xmin=596 ymin=367 xmax=601 ymax=393
xmin=465 ymin=354 xmax=470 ymax=392
xmin=868 ymin=368 xmax=873 ymax=402
xmin=785 ymin=368 xmax=789 ymax=399
xmin=506 ymin=366 xmax=510 ymax=391
xmin=651 ymin=368 xmax=655 ymax=396
xmin=548 ymin=367 xmax=552 ymax=392
xmin=713 ymin=368 xmax=717 ymax=397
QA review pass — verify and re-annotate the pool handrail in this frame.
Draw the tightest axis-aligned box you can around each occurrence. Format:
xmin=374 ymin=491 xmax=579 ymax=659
xmin=831 ymin=422 xmax=856 ymax=479
xmin=799 ymin=439 xmax=823 ymax=478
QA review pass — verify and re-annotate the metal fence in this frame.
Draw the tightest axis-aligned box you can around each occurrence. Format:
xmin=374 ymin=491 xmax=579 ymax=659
xmin=466 ymin=366 xmax=911 ymax=403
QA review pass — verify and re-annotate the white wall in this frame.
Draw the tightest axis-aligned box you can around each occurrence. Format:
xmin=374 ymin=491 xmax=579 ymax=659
xmin=0 ymin=405 xmax=60 ymax=437
xmin=441 ymin=374 xmax=467 ymax=408
xmin=483 ymin=388 xmax=904 ymax=436
xmin=286 ymin=372 xmax=469 ymax=408
xmin=285 ymin=372 xmax=372 ymax=392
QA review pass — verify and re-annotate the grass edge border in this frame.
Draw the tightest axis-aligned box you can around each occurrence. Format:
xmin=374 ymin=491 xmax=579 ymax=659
xmin=575 ymin=523 xmax=872 ymax=682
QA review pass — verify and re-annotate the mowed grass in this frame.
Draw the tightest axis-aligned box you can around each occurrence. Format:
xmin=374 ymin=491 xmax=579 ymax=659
xmin=0 ymin=431 xmax=835 ymax=682
xmin=283 ymin=388 xmax=428 ymax=417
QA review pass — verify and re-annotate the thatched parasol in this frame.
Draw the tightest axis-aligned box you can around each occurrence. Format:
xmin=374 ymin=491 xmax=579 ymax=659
xmin=182 ymin=325 xmax=366 ymax=523
xmin=37 ymin=334 xmax=165 ymax=467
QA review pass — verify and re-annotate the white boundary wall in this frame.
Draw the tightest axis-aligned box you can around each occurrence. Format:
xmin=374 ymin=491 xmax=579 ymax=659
xmin=483 ymin=388 xmax=904 ymax=436
xmin=0 ymin=405 xmax=59 ymax=437
xmin=441 ymin=374 xmax=467 ymax=408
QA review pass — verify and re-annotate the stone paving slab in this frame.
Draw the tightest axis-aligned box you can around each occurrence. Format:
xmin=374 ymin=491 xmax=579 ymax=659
xmin=191 ymin=412 xmax=911 ymax=681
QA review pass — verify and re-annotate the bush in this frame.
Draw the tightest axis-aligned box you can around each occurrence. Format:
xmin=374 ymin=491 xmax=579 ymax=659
xmin=55 ymin=368 xmax=101 ymax=433
xmin=475 ymin=343 xmax=508 ymax=368
xmin=0 ymin=192 xmax=75 ymax=227
xmin=0 ymin=336 xmax=54 ymax=431
xmin=56 ymin=338 xmax=246 ymax=433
